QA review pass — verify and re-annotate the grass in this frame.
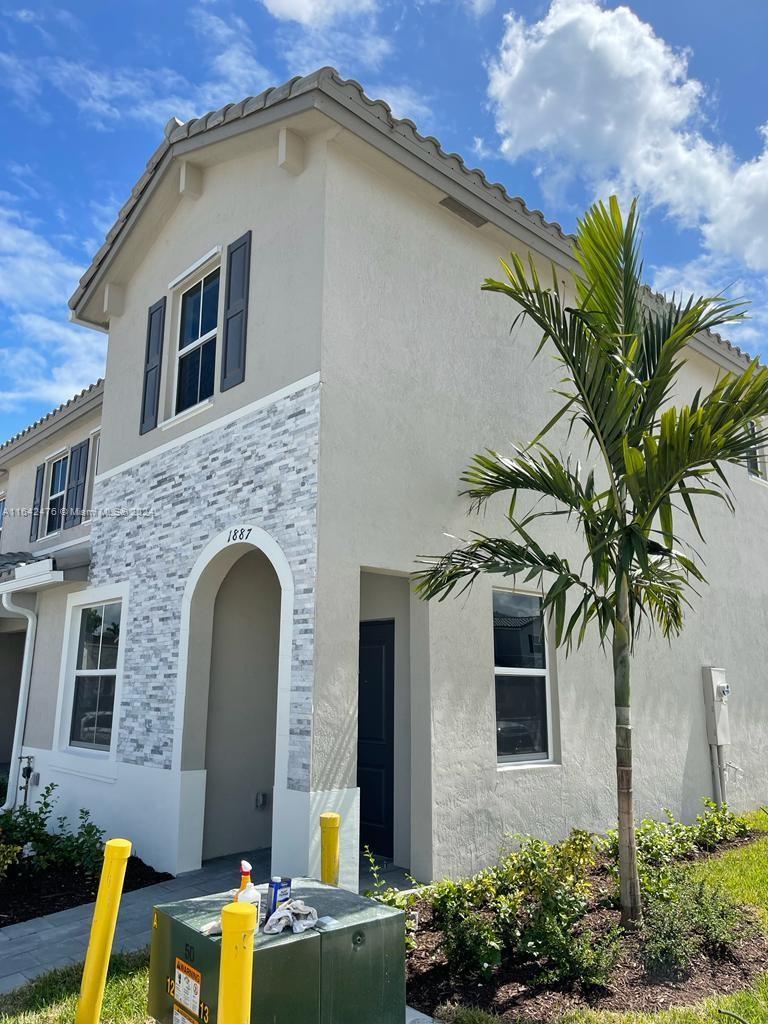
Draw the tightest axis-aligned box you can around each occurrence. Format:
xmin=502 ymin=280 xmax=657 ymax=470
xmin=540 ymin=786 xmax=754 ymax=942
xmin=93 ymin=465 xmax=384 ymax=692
xmin=0 ymin=952 xmax=149 ymax=1024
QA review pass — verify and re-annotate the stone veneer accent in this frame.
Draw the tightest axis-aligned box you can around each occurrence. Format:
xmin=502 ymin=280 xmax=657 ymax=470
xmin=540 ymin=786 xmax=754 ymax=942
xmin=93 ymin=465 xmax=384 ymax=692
xmin=89 ymin=382 xmax=319 ymax=789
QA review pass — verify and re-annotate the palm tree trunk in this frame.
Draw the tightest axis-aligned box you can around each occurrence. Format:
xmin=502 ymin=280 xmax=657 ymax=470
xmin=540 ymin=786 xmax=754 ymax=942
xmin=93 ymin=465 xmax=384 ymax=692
xmin=613 ymin=574 xmax=643 ymax=926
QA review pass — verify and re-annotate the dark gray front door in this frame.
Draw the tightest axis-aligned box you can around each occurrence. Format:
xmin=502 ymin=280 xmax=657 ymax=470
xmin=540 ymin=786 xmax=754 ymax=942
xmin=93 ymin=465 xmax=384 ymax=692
xmin=357 ymin=620 xmax=395 ymax=859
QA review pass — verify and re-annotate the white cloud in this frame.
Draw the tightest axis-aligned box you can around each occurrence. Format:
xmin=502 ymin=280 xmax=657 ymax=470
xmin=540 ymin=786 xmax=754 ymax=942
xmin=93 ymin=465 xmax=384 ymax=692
xmin=258 ymin=0 xmax=375 ymax=27
xmin=278 ymin=19 xmax=390 ymax=73
xmin=472 ymin=135 xmax=491 ymax=160
xmin=367 ymin=82 xmax=433 ymax=124
xmin=0 ymin=203 xmax=105 ymax=410
xmin=466 ymin=0 xmax=494 ymax=15
xmin=2 ymin=6 xmax=272 ymax=130
xmin=486 ymin=0 xmax=768 ymax=274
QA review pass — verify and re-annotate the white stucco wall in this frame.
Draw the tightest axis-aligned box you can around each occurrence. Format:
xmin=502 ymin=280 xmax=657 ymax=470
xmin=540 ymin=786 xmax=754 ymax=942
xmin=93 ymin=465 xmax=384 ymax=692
xmin=314 ymin=138 xmax=768 ymax=880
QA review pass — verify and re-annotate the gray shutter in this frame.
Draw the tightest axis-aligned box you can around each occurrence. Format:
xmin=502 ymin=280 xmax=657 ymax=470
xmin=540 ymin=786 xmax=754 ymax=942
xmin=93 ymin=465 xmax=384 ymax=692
xmin=29 ymin=463 xmax=45 ymax=542
xmin=221 ymin=231 xmax=251 ymax=392
xmin=140 ymin=297 xmax=166 ymax=434
xmin=64 ymin=438 xmax=90 ymax=529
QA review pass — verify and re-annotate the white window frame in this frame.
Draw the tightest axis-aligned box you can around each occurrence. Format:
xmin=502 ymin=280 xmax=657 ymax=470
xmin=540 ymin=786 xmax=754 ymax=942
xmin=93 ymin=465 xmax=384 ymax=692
xmin=171 ymin=259 xmax=222 ymax=418
xmin=493 ymin=588 xmax=554 ymax=767
xmin=43 ymin=451 xmax=69 ymax=538
xmin=52 ymin=582 xmax=130 ymax=775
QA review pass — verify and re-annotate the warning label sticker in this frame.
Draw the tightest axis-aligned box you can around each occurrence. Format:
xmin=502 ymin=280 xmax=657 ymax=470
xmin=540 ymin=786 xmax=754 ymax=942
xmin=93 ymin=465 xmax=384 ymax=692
xmin=173 ymin=1004 xmax=197 ymax=1024
xmin=174 ymin=959 xmax=201 ymax=1016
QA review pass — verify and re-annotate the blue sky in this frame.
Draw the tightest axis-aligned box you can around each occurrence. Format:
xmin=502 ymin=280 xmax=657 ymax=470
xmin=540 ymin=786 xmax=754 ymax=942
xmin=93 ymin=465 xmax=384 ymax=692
xmin=1 ymin=0 xmax=768 ymax=441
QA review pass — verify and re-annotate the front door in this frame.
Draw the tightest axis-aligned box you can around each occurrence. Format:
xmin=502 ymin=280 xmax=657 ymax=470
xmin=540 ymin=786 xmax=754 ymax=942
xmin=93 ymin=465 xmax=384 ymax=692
xmin=357 ymin=620 xmax=395 ymax=859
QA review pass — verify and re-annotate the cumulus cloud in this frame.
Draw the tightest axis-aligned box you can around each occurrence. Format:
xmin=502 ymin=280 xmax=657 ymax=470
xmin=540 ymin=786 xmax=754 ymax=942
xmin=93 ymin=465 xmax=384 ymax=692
xmin=258 ymin=0 xmax=375 ymax=27
xmin=486 ymin=0 xmax=768 ymax=274
xmin=367 ymin=82 xmax=433 ymax=124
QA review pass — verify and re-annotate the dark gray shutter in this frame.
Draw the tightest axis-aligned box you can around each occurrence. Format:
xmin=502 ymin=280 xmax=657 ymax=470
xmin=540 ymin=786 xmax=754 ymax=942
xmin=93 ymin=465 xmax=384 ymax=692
xmin=64 ymin=438 xmax=90 ymax=529
xmin=221 ymin=231 xmax=251 ymax=392
xmin=140 ymin=297 xmax=166 ymax=434
xmin=29 ymin=463 xmax=44 ymax=542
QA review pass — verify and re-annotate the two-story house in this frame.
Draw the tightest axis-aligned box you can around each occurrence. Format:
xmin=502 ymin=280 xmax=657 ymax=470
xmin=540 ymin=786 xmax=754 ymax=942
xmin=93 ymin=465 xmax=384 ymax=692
xmin=2 ymin=68 xmax=766 ymax=890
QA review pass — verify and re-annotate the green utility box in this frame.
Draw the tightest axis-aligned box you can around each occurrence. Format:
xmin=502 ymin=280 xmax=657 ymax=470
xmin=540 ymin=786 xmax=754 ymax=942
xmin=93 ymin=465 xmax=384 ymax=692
xmin=147 ymin=878 xmax=405 ymax=1024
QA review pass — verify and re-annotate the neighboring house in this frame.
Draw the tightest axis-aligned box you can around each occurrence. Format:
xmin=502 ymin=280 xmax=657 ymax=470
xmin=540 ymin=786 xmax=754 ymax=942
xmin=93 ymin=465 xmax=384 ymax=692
xmin=1 ymin=68 xmax=766 ymax=890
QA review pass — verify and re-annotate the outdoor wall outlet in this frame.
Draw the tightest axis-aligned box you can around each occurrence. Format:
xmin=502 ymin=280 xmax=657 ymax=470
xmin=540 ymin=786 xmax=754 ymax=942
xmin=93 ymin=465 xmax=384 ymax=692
xmin=702 ymin=666 xmax=731 ymax=745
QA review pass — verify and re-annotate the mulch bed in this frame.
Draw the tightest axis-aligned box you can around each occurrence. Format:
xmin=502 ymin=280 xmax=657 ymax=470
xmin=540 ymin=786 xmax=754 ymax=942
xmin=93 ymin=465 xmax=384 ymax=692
xmin=0 ymin=856 xmax=172 ymax=927
xmin=406 ymin=833 xmax=768 ymax=1022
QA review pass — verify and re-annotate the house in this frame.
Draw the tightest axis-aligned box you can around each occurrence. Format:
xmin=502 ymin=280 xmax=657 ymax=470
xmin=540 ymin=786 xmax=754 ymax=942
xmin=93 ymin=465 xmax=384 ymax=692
xmin=1 ymin=68 xmax=766 ymax=891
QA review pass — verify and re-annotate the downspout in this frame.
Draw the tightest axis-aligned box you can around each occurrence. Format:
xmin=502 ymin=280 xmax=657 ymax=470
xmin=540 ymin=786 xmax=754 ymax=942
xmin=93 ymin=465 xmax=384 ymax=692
xmin=1 ymin=591 xmax=38 ymax=812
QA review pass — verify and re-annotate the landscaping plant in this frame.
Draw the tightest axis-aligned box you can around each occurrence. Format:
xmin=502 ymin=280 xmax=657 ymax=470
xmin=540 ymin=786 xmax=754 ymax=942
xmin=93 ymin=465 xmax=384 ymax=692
xmin=416 ymin=196 xmax=768 ymax=924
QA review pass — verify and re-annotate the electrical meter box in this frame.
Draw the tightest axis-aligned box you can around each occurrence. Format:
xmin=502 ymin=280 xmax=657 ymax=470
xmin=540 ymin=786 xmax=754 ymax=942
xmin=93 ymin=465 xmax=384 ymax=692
xmin=702 ymin=666 xmax=731 ymax=745
xmin=147 ymin=878 xmax=405 ymax=1024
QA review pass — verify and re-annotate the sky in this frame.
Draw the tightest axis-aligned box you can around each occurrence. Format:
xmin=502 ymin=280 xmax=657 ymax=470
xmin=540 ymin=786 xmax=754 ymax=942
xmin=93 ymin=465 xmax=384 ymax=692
xmin=1 ymin=0 xmax=768 ymax=441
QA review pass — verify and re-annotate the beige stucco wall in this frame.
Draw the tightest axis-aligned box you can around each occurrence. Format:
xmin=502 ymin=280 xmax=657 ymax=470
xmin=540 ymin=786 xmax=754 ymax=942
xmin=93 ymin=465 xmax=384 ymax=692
xmin=98 ymin=131 xmax=327 ymax=476
xmin=23 ymin=582 xmax=86 ymax=750
xmin=313 ymin=138 xmax=768 ymax=880
xmin=0 ymin=409 xmax=101 ymax=555
xmin=203 ymin=549 xmax=280 ymax=859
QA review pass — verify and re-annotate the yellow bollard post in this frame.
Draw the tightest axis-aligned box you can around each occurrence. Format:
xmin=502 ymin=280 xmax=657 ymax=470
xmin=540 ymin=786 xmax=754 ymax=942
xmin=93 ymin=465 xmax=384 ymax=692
xmin=75 ymin=837 xmax=132 ymax=1024
xmin=319 ymin=811 xmax=341 ymax=886
xmin=218 ymin=902 xmax=257 ymax=1024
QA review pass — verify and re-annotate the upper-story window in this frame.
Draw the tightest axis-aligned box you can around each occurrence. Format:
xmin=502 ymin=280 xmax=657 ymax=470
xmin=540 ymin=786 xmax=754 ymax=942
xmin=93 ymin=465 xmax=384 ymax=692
xmin=30 ymin=436 xmax=95 ymax=543
xmin=493 ymin=590 xmax=553 ymax=764
xmin=46 ymin=454 xmax=69 ymax=535
xmin=747 ymin=420 xmax=765 ymax=479
xmin=176 ymin=268 xmax=220 ymax=415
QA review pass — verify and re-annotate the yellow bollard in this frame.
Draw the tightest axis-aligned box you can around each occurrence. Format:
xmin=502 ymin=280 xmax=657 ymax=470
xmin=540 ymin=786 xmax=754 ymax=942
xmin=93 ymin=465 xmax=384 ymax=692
xmin=75 ymin=837 xmax=132 ymax=1024
xmin=319 ymin=811 xmax=341 ymax=886
xmin=218 ymin=902 xmax=257 ymax=1024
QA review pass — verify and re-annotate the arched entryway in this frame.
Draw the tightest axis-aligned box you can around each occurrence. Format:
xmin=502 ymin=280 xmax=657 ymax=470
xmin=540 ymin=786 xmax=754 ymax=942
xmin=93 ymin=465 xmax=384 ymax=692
xmin=175 ymin=526 xmax=295 ymax=871
xmin=202 ymin=549 xmax=280 ymax=858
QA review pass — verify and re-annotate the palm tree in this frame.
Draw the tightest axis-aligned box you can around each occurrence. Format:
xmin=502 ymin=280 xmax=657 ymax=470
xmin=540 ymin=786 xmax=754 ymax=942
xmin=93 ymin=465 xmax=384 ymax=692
xmin=416 ymin=197 xmax=768 ymax=925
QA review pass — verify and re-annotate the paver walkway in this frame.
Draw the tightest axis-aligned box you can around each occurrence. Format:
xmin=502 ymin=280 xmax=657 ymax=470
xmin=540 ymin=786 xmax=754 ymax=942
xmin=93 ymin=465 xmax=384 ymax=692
xmin=0 ymin=850 xmax=423 ymax=1018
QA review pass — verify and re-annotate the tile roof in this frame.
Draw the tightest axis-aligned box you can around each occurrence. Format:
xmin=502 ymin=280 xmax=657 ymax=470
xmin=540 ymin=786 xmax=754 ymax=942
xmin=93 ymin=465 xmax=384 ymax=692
xmin=0 ymin=551 xmax=46 ymax=580
xmin=67 ymin=66 xmax=752 ymax=371
xmin=0 ymin=379 xmax=103 ymax=456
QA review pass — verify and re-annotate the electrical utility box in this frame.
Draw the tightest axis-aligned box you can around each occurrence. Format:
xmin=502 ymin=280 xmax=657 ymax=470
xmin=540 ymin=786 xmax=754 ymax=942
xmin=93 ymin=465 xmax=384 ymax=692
xmin=147 ymin=878 xmax=405 ymax=1024
xmin=702 ymin=666 xmax=731 ymax=746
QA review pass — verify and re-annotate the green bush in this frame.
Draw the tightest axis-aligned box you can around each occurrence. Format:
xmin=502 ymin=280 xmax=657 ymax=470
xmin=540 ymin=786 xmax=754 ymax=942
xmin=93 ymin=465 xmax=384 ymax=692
xmin=641 ymin=871 xmax=745 ymax=976
xmin=694 ymin=799 xmax=751 ymax=849
xmin=0 ymin=842 xmax=20 ymax=882
xmin=431 ymin=878 xmax=503 ymax=980
xmin=0 ymin=783 xmax=105 ymax=877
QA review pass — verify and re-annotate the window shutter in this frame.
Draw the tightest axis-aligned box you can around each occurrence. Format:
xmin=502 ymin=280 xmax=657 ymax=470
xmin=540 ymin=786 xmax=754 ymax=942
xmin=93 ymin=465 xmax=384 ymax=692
xmin=29 ymin=463 xmax=45 ymax=542
xmin=64 ymin=439 xmax=90 ymax=529
xmin=221 ymin=230 xmax=251 ymax=392
xmin=140 ymin=297 xmax=167 ymax=434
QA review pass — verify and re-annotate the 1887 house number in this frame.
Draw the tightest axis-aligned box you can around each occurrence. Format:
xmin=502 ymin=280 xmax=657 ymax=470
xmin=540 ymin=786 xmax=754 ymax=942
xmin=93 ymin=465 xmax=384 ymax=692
xmin=227 ymin=528 xmax=252 ymax=543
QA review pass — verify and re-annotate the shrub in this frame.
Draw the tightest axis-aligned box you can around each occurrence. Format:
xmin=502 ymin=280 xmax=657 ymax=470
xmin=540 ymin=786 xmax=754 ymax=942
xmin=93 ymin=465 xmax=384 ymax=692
xmin=0 ymin=843 xmax=20 ymax=882
xmin=694 ymin=799 xmax=750 ymax=850
xmin=641 ymin=870 xmax=745 ymax=976
xmin=431 ymin=878 xmax=503 ymax=980
xmin=0 ymin=784 xmax=105 ymax=877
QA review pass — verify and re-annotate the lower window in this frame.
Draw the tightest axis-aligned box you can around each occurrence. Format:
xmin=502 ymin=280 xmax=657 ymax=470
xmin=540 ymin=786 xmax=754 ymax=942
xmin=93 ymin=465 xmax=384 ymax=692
xmin=69 ymin=601 xmax=122 ymax=751
xmin=493 ymin=590 xmax=551 ymax=763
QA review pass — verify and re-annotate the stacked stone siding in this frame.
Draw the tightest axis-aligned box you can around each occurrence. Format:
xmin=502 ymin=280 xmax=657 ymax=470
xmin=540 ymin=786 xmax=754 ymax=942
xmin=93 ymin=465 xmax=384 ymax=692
xmin=89 ymin=382 xmax=319 ymax=790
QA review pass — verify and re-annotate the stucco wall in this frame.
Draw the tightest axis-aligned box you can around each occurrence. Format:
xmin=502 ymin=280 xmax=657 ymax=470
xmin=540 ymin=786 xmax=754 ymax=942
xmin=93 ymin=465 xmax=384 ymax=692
xmin=98 ymin=133 xmax=326 ymax=476
xmin=314 ymin=139 xmax=768 ymax=879
xmin=0 ymin=409 xmax=101 ymax=555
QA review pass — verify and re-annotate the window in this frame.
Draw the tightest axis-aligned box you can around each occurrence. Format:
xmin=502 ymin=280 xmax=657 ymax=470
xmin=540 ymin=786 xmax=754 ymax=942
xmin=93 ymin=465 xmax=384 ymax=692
xmin=69 ymin=601 xmax=121 ymax=750
xmin=46 ymin=454 xmax=69 ymax=535
xmin=493 ymin=591 xmax=551 ymax=763
xmin=176 ymin=268 xmax=219 ymax=414
xmin=747 ymin=421 xmax=764 ymax=479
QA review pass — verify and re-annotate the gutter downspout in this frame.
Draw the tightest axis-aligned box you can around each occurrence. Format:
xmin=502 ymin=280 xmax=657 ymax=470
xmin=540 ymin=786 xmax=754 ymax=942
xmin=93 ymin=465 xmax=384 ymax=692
xmin=1 ymin=592 xmax=38 ymax=812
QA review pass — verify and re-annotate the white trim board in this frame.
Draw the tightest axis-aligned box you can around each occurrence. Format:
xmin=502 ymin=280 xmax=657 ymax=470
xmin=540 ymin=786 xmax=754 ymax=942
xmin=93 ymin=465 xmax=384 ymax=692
xmin=95 ymin=372 xmax=321 ymax=484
